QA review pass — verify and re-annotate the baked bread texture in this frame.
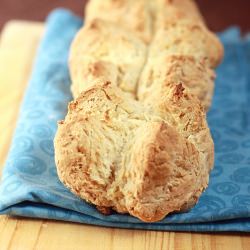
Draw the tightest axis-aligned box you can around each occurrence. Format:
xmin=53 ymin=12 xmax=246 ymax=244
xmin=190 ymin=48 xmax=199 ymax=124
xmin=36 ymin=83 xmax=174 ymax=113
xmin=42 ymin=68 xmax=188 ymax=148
xmin=149 ymin=19 xmax=223 ymax=68
xmin=85 ymin=0 xmax=205 ymax=43
xmin=138 ymin=56 xmax=215 ymax=110
xmin=85 ymin=0 xmax=153 ymax=43
xmin=69 ymin=18 xmax=221 ymax=109
xmin=54 ymin=82 xmax=213 ymax=222
xmin=70 ymin=19 xmax=147 ymax=99
xmin=54 ymin=0 xmax=224 ymax=222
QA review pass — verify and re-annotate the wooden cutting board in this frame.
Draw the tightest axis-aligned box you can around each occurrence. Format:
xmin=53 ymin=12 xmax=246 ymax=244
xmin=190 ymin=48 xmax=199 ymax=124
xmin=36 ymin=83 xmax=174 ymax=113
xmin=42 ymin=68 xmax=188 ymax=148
xmin=0 ymin=21 xmax=249 ymax=250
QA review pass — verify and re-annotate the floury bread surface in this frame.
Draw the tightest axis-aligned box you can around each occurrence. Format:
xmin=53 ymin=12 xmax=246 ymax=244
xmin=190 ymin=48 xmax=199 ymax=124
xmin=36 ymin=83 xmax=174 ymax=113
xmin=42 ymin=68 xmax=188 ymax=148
xmin=70 ymin=19 xmax=147 ymax=98
xmin=54 ymin=0 xmax=224 ymax=222
xmin=54 ymin=83 xmax=213 ymax=222
xmin=85 ymin=0 xmax=205 ymax=43
xmin=138 ymin=56 xmax=215 ymax=110
xmin=70 ymin=0 xmax=223 ymax=108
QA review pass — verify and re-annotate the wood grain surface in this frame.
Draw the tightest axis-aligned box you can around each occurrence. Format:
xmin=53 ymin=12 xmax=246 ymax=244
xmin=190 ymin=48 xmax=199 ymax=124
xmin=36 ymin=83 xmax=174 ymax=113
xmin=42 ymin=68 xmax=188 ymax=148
xmin=0 ymin=21 xmax=249 ymax=250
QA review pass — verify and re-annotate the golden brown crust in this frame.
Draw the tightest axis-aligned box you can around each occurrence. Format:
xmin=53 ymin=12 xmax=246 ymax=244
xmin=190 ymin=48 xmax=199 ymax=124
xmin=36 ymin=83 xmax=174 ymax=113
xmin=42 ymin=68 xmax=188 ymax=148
xmin=85 ymin=0 xmax=153 ymax=43
xmin=54 ymin=0 xmax=223 ymax=222
xmin=149 ymin=19 xmax=224 ymax=68
xmin=127 ymin=121 xmax=201 ymax=222
xmin=85 ymin=0 xmax=205 ymax=43
xmin=54 ymin=83 xmax=214 ymax=222
xmin=139 ymin=55 xmax=215 ymax=110
xmin=69 ymin=19 xmax=147 ymax=98
xmin=151 ymin=0 xmax=205 ymax=31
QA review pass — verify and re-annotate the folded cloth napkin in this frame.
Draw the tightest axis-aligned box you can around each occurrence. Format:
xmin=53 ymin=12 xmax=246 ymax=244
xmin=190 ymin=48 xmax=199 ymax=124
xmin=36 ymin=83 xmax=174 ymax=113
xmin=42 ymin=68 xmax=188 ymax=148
xmin=0 ymin=9 xmax=250 ymax=232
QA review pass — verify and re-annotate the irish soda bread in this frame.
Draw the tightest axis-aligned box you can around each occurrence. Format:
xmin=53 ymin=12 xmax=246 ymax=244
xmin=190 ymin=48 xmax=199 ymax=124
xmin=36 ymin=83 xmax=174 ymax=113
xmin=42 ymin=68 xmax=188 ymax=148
xmin=54 ymin=0 xmax=223 ymax=222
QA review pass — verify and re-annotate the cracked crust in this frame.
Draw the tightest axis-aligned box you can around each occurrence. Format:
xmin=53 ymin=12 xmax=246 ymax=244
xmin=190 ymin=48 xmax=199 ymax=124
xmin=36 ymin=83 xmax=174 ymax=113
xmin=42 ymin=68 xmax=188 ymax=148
xmin=139 ymin=55 xmax=215 ymax=110
xmin=54 ymin=83 xmax=214 ymax=222
xmin=54 ymin=0 xmax=223 ymax=222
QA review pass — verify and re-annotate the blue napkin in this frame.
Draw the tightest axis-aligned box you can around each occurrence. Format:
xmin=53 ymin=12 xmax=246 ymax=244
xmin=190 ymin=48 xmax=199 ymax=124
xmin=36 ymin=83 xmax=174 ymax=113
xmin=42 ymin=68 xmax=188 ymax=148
xmin=0 ymin=9 xmax=250 ymax=232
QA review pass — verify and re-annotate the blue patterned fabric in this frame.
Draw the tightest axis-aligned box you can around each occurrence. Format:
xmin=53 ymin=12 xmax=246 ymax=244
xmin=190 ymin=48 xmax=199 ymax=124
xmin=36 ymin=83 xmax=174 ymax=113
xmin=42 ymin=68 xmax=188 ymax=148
xmin=0 ymin=9 xmax=250 ymax=232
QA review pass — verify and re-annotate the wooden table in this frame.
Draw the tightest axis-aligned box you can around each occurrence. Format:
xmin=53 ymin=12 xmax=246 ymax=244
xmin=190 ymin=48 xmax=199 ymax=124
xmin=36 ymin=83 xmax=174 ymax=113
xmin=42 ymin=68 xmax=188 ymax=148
xmin=0 ymin=21 xmax=249 ymax=250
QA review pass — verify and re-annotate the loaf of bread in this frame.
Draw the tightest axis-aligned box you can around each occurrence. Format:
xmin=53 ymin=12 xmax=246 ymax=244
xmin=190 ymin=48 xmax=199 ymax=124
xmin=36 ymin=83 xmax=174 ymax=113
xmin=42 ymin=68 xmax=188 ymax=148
xmin=54 ymin=0 xmax=224 ymax=222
